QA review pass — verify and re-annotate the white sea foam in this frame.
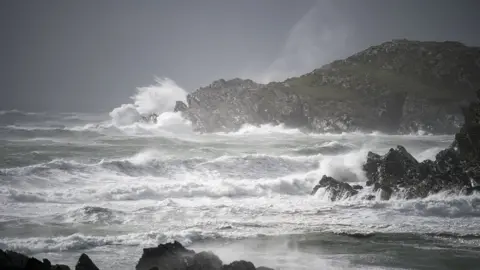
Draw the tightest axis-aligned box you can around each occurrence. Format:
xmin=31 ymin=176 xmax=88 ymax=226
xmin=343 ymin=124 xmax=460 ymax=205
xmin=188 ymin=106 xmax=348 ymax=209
xmin=0 ymin=230 xmax=222 ymax=254
xmin=0 ymin=78 xmax=473 ymax=270
xmin=216 ymin=123 xmax=304 ymax=136
xmin=109 ymin=78 xmax=188 ymax=126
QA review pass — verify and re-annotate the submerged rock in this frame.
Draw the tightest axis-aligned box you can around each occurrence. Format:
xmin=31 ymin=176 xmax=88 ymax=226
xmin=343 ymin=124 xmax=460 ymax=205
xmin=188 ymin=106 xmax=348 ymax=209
xmin=311 ymin=175 xmax=358 ymax=201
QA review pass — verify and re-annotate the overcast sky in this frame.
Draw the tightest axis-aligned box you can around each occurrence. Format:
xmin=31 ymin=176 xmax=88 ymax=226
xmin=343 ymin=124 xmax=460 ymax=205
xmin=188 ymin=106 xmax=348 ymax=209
xmin=1 ymin=0 xmax=479 ymax=112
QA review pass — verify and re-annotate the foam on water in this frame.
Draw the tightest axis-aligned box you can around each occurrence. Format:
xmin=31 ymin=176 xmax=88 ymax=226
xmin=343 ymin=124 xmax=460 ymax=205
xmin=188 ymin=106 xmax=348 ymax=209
xmin=1 ymin=78 xmax=477 ymax=269
xmin=216 ymin=123 xmax=304 ymax=136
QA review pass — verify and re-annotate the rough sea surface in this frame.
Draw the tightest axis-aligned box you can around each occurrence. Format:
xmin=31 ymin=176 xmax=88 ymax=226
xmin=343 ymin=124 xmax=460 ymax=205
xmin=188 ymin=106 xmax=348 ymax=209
xmin=1 ymin=80 xmax=479 ymax=269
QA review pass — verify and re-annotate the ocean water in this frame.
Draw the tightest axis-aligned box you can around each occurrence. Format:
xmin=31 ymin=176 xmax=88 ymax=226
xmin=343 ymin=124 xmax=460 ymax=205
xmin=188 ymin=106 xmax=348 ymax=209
xmin=1 ymin=79 xmax=479 ymax=270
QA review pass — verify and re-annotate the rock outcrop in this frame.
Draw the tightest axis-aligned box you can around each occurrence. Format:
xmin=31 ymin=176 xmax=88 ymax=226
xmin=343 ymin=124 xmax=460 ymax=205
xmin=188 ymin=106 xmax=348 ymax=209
xmin=314 ymin=89 xmax=480 ymax=201
xmin=0 ymin=242 xmax=274 ymax=270
xmin=173 ymin=40 xmax=479 ymax=133
xmin=364 ymin=89 xmax=480 ymax=200
xmin=311 ymin=175 xmax=358 ymax=201
xmin=76 ymin=254 xmax=99 ymax=270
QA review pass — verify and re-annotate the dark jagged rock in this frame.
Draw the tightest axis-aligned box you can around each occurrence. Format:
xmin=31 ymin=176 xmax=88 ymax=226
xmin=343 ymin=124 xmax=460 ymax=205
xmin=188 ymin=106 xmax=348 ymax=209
xmin=222 ymin=261 xmax=256 ymax=270
xmin=1 ymin=242 xmax=274 ymax=270
xmin=0 ymin=249 xmax=71 ymax=270
xmin=360 ymin=89 xmax=480 ymax=200
xmin=136 ymin=241 xmax=194 ymax=270
xmin=174 ymin=101 xmax=188 ymax=113
xmin=135 ymin=241 xmax=273 ymax=270
xmin=141 ymin=113 xmax=158 ymax=124
xmin=364 ymin=145 xmax=419 ymax=189
xmin=311 ymin=175 xmax=358 ymax=201
xmin=75 ymin=254 xmax=99 ymax=270
xmin=363 ymin=145 xmax=471 ymax=200
xmin=352 ymin=185 xmax=363 ymax=190
xmin=174 ymin=40 xmax=479 ymax=133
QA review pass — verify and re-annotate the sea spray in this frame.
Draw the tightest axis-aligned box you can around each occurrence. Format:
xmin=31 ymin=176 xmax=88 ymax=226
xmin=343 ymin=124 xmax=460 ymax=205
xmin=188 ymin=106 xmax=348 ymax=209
xmin=109 ymin=77 xmax=188 ymax=126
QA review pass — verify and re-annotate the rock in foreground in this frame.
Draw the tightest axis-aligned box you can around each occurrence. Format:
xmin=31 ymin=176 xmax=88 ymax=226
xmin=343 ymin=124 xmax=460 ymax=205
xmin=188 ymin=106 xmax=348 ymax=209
xmin=0 ymin=249 xmax=70 ymax=270
xmin=0 ymin=242 xmax=274 ymax=270
xmin=136 ymin=241 xmax=273 ymax=270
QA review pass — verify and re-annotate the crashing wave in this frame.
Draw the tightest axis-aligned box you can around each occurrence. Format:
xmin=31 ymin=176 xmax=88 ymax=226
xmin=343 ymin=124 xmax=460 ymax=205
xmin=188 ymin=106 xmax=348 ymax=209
xmin=109 ymin=77 xmax=187 ymax=126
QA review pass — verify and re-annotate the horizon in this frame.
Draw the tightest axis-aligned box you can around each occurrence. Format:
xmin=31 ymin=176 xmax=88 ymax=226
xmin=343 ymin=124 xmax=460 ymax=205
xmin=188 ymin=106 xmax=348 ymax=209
xmin=2 ymin=0 xmax=480 ymax=112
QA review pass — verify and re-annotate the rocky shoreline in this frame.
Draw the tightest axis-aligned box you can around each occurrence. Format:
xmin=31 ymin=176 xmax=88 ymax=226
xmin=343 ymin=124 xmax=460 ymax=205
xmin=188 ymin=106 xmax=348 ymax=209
xmin=312 ymin=90 xmax=480 ymax=201
xmin=1 ymin=241 xmax=273 ymax=270
xmin=170 ymin=40 xmax=479 ymax=134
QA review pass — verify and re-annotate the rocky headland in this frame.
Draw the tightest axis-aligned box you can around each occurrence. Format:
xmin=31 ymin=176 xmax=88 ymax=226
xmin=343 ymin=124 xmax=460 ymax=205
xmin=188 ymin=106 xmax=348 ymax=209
xmin=312 ymin=89 xmax=480 ymax=201
xmin=172 ymin=40 xmax=479 ymax=134
xmin=1 ymin=241 xmax=273 ymax=270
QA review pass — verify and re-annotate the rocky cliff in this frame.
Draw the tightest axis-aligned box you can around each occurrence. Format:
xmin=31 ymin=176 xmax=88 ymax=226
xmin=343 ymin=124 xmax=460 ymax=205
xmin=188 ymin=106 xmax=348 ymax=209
xmin=174 ymin=40 xmax=480 ymax=134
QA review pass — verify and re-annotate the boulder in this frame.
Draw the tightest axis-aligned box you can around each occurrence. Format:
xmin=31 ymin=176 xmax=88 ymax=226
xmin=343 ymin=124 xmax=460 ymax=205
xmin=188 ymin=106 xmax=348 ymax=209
xmin=189 ymin=251 xmax=223 ymax=270
xmin=1 ymin=242 xmax=275 ymax=270
xmin=136 ymin=241 xmax=194 ymax=270
xmin=0 ymin=249 xmax=71 ymax=270
xmin=135 ymin=241 xmax=273 ymax=270
xmin=222 ymin=261 xmax=256 ymax=270
xmin=75 ymin=254 xmax=99 ymax=270
xmin=311 ymin=175 xmax=358 ymax=201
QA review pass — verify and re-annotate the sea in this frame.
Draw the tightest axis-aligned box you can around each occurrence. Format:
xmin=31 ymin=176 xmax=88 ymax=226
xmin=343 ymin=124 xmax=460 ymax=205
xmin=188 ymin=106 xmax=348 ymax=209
xmin=1 ymin=79 xmax=479 ymax=270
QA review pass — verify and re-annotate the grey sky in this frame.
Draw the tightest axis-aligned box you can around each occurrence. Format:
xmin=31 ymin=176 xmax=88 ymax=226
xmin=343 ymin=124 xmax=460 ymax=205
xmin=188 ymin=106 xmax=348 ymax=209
xmin=1 ymin=0 xmax=479 ymax=112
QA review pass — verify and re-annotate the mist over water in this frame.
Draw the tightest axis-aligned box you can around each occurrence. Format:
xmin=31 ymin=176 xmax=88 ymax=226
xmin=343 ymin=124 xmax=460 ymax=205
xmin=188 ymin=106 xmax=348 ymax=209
xmin=1 ymin=78 xmax=479 ymax=269
xmin=258 ymin=1 xmax=351 ymax=83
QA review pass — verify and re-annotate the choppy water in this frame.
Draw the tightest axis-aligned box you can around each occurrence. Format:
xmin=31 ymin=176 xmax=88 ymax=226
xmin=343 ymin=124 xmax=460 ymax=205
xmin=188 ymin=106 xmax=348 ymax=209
xmin=1 ymin=80 xmax=479 ymax=270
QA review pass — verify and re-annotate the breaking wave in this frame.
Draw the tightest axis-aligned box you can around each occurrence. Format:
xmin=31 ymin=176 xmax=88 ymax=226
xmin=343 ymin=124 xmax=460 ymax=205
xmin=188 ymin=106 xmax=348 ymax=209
xmin=216 ymin=124 xmax=304 ymax=136
xmin=109 ymin=77 xmax=188 ymax=126
xmin=2 ymin=78 xmax=476 ymax=270
xmin=0 ymin=230 xmax=222 ymax=254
